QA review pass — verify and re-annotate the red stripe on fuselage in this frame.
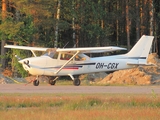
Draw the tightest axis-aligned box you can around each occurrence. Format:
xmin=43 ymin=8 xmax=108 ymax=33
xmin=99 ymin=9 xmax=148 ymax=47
xmin=55 ymin=67 xmax=79 ymax=70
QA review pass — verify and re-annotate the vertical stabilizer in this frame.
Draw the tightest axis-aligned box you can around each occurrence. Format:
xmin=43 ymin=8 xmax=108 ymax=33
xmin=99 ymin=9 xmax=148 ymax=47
xmin=126 ymin=35 xmax=154 ymax=64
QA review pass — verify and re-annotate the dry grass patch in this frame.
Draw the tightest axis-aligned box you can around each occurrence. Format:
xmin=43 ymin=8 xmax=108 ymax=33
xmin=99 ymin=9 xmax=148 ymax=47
xmin=0 ymin=93 xmax=160 ymax=120
xmin=0 ymin=108 xmax=160 ymax=120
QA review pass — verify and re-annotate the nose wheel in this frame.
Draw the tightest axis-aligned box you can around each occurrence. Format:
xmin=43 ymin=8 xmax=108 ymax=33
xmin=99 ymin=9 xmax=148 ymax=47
xmin=33 ymin=76 xmax=40 ymax=86
xmin=33 ymin=79 xmax=39 ymax=86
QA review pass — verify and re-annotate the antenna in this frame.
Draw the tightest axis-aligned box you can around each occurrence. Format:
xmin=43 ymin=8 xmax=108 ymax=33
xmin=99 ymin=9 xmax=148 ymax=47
xmin=63 ymin=41 xmax=69 ymax=48
xmin=73 ymin=41 xmax=78 ymax=48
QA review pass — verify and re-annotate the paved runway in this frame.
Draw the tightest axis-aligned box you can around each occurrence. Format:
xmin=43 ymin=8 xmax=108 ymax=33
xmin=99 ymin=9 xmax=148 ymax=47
xmin=0 ymin=84 xmax=160 ymax=94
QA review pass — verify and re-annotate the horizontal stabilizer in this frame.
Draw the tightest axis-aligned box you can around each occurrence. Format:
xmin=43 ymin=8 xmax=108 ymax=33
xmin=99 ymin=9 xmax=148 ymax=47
xmin=127 ymin=62 xmax=156 ymax=66
xmin=127 ymin=62 xmax=146 ymax=65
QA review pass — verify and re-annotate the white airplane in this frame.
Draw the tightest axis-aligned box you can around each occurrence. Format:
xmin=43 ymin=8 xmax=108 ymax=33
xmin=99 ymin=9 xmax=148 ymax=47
xmin=4 ymin=35 xmax=154 ymax=86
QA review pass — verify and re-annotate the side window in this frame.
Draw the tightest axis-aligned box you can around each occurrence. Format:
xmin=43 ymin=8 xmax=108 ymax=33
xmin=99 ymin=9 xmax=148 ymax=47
xmin=52 ymin=52 xmax=59 ymax=59
xmin=75 ymin=55 xmax=86 ymax=61
xmin=60 ymin=54 xmax=72 ymax=60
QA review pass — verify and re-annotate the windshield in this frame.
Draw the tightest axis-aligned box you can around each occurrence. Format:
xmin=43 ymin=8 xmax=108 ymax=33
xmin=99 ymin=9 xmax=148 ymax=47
xmin=42 ymin=48 xmax=58 ymax=59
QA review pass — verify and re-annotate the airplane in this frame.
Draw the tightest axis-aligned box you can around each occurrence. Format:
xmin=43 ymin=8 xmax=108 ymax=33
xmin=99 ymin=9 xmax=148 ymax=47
xmin=4 ymin=35 xmax=154 ymax=86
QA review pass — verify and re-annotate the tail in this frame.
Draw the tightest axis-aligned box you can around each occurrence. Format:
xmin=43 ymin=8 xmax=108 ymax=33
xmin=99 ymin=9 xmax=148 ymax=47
xmin=126 ymin=35 xmax=154 ymax=65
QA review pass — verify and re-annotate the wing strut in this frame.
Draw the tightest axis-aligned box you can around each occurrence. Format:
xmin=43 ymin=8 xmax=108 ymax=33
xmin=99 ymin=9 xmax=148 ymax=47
xmin=31 ymin=50 xmax=37 ymax=57
xmin=54 ymin=51 xmax=80 ymax=75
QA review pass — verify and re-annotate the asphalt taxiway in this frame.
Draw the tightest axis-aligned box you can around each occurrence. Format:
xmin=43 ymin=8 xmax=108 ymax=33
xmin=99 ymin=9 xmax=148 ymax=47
xmin=0 ymin=84 xmax=160 ymax=94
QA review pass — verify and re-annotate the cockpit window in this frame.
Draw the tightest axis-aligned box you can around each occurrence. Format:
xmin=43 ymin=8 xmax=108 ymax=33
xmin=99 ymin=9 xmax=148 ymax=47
xmin=75 ymin=55 xmax=86 ymax=61
xmin=60 ymin=53 xmax=72 ymax=60
xmin=42 ymin=48 xmax=58 ymax=59
xmin=42 ymin=48 xmax=89 ymax=61
xmin=52 ymin=52 xmax=58 ymax=59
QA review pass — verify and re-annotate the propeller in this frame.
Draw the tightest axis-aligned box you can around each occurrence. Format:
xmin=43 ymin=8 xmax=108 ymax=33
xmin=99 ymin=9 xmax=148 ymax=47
xmin=24 ymin=60 xmax=30 ymax=68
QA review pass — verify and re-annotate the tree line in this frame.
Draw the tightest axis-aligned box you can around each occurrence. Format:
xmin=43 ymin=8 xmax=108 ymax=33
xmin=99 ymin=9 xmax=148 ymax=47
xmin=0 ymin=0 xmax=160 ymax=77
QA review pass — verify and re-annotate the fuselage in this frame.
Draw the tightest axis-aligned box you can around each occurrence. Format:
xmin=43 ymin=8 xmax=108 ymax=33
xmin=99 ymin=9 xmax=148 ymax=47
xmin=19 ymin=53 xmax=136 ymax=76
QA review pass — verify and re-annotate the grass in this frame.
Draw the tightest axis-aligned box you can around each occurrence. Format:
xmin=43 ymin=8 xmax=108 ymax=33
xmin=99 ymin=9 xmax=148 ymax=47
xmin=0 ymin=93 xmax=160 ymax=120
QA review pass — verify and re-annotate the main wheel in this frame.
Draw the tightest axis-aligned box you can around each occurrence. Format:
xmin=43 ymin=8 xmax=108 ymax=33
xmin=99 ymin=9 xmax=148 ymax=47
xmin=73 ymin=78 xmax=81 ymax=86
xmin=49 ymin=79 xmax=56 ymax=85
xmin=33 ymin=80 xmax=39 ymax=86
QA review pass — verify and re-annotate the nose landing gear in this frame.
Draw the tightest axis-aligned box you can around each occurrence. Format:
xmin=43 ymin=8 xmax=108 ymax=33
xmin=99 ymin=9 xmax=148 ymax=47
xmin=25 ymin=76 xmax=40 ymax=86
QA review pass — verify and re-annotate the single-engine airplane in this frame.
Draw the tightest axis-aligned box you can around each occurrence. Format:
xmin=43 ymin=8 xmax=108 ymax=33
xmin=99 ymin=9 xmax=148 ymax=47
xmin=4 ymin=35 xmax=154 ymax=86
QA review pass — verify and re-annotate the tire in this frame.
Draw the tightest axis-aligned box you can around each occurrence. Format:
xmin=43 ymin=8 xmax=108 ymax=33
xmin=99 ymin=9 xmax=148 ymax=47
xmin=33 ymin=80 xmax=39 ymax=86
xmin=49 ymin=79 xmax=56 ymax=85
xmin=73 ymin=78 xmax=81 ymax=86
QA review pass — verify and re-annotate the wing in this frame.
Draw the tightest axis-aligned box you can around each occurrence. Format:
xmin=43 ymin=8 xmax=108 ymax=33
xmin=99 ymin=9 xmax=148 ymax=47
xmin=57 ymin=46 xmax=127 ymax=53
xmin=4 ymin=45 xmax=48 ymax=51
xmin=4 ymin=45 xmax=127 ymax=53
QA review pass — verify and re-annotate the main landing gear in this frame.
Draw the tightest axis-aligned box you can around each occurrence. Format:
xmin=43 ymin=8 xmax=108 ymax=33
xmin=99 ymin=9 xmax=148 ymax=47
xmin=69 ymin=75 xmax=81 ymax=86
xmin=47 ymin=75 xmax=81 ymax=86
xmin=48 ymin=76 xmax=58 ymax=85
xmin=29 ymin=75 xmax=81 ymax=86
